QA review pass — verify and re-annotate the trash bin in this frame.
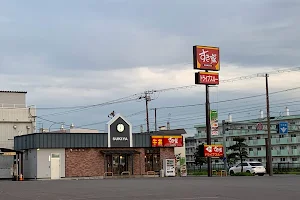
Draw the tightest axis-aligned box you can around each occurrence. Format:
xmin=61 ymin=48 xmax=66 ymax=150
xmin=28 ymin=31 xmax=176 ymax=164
xmin=160 ymin=169 xmax=164 ymax=177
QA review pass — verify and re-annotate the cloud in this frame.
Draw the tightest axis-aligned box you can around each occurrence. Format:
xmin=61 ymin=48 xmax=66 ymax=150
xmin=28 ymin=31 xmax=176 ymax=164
xmin=1 ymin=0 xmax=300 ymax=75
xmin=1 ymin=0 xmax=300 ymax=135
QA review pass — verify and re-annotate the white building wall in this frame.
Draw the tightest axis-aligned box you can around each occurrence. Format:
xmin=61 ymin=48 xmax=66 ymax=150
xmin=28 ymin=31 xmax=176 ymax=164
xmin=37 ymin=149 xmax=65 ymax=179
xmin=174 ymin=135 xmax=186 ymax=158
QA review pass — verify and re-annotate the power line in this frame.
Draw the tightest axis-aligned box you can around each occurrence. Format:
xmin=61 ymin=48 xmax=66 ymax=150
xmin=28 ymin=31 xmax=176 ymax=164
xmin=151 ymin=86 xmax=300 ymax=110
xmin=76 ymin=110 xmax=146 ymax=128
xmin=34 ymin=66 xmax=300 ymax=111
xmin=153 ymin=66 xmax=300 ymax=93
xmin=39 ymin=95 xmax=141 ymax=117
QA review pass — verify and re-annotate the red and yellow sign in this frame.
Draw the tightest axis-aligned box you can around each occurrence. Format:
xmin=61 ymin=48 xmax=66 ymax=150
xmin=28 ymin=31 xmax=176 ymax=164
xmin=193 ymin=46 xmax=220 ymax=71
xmin=151 ymin=136 xmax=164 ymax=147
xmin=151 ymin=136 xmax=183 ymax=147
xmin=204 ymin=144 xmax=224 ymax=157
xmin=195 ymin=71 xmax=219 ymax=85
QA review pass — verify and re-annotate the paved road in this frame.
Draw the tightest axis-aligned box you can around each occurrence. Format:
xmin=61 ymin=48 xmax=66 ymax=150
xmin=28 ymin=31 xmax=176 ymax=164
xmin=1 ymin=176 xmax=300 ymax=200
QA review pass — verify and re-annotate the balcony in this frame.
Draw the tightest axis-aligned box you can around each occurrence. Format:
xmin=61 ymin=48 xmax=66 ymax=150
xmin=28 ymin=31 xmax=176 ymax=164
xmin=291 ymin=149 xmax=299 ymax=156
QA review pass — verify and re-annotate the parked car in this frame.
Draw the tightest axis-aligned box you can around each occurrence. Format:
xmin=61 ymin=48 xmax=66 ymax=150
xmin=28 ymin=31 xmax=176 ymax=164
xmin=229 ymin=161 xmax=266 ymax=176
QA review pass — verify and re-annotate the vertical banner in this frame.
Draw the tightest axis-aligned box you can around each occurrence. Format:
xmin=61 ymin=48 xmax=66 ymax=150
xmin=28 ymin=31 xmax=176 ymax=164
xmin=210 ymin=110 xmax=219 ymax=136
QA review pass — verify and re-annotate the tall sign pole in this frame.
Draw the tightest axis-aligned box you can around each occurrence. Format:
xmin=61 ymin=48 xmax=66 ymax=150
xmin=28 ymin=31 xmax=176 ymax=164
xmin=193 ymin=45 xmax=220 ymax=177
xmin=265 ymin=73 xmax=273 ymax=176
xmin=205 ymin=83 xmax=212 ymax=176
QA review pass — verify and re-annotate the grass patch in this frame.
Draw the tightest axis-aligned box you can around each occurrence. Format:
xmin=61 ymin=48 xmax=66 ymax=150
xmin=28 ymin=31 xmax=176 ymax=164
xmin=231 ymin=172 xmax=254 ymax=176
xmin=188 ymin=171 xmax=208 ymax=176
xmin=274 ymin=171 xmax=300 ymax=175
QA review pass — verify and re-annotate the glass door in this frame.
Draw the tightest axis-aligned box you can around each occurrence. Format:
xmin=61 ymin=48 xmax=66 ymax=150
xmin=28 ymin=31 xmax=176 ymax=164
xmin=105 ymin=155 xmax=112 ymax=172
xmin=111 ymin=154 xmax=129 ymax=175
xmin=112 ymin=155 xmax=120 ymax=175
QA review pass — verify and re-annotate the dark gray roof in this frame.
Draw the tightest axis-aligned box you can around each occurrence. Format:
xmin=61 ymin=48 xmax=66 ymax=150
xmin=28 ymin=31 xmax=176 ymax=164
xmin=148 ymin=129 xmax=187 ymax=135
xmin=14 ymin=129 xmax=186 ymax=151
xmin=0 ymin=90 xmax=27 ymax=93
xmin=100 ymin=149 xmax=140 ymax=154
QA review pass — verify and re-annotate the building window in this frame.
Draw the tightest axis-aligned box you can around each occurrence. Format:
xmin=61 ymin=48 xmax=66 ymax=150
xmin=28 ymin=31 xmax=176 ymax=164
xmin=249 ymin=148 xmax=253 ymax=151
xmin=257 ymin=136 xmax=261 ymax=139
xmin=292 ymin=158 xmax=298 ymax=162
xmin=214 ymin=139 xmax=218 ymax=143
xmin=280 ymin=158 xmax=286 ymax=162
xmin=257 ymin=147 xmax=261 ymax=151
xmin=291 ymin=146 xmax=297 ymax=149
xmin=248 ymin=137 xmax=253 ymax=140
xmin=291 ymin=134 xmax=296 ymax=137
xmin=279 ymin=135 xmax=284 ymax=138
xmin=258 ymin=159 xmax=262 ymax=162
xmin=280 ymin=146 xmax=285 ymax=150
xmin=249 ymin=159 xmax=253 ymax=161
xmin=248 ymin=126 xmax=252 ymax=130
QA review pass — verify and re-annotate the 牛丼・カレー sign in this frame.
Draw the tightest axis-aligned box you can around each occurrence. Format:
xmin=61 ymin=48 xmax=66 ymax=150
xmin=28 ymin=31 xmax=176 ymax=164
xmin=151 ymin=136 xmax=164 ymax=147
xmin=195 ymin=72 xmax=219 ymax=85
xmin=193 ymin=46 xmax=220 ymax=71
xmin=204 ymin=144 xmax=223 ymax=157
xmin=163 ymin=136 xmax=183 ymax=147
xmin=151 ymin=136 xmax=183 ymax=147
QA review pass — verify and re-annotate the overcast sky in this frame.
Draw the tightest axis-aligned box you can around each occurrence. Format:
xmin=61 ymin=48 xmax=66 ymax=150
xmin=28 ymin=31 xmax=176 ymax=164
xmin=0 ymin=0 xmax=300 ymax=135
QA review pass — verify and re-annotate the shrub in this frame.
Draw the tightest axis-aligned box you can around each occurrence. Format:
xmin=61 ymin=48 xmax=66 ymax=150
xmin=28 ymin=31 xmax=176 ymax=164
xmin=231 ymin=172 xmax=254 ymax=176
xmin=189 ymin=171 xmax=208 ymax=176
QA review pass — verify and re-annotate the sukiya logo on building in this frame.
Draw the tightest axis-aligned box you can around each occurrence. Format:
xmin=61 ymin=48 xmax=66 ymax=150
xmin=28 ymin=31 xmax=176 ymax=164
xmin=112 ymin=137 xmax=128 ymax=141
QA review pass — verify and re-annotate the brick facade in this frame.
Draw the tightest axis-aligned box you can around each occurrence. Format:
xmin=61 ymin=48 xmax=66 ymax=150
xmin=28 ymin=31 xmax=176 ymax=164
xmin=65 ymin=147 xmax=175 ymax=177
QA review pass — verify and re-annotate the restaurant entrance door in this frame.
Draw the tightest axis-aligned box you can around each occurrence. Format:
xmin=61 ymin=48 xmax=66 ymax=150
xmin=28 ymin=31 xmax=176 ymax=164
xmin=103 ymin=150 xmax=139 ymax=175
xmin=106 ymin=154 xmax=130 ymax=175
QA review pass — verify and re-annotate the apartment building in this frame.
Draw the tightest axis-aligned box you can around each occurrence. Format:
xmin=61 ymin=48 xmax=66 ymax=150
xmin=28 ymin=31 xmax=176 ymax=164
xmin=188 ymin=108 xmax=300 ymax=168
xmin=0 ymin=91 xmax=36 ymax=178
xmin=185 ymin=137 xmax=198 ymax=168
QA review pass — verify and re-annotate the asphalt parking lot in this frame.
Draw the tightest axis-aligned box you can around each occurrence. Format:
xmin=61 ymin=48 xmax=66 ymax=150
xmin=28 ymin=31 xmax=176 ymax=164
xmin=1 ymin=176 xmax=300 ymax=200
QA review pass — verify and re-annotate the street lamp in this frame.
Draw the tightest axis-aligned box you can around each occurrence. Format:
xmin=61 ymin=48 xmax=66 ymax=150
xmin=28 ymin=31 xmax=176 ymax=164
xmin=49 ymin=122 xmax=65 ymax=132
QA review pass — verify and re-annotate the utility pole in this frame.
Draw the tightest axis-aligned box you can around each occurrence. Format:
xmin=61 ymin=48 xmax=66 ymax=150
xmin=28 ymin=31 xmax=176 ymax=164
xmin=139 ymin=91 xmax=153 ymax=133
xmin=205 ymin=84 xmax=212 ymax=177
xmin=154 ymin=108 xmax=157 ymax=131
xmin=265 ymin=73 xmax=273 ymax=176
xmin=222 ymin=120 xmax=228 ymax=173
xmin=145 ymin=91 xmax=150 ymax=133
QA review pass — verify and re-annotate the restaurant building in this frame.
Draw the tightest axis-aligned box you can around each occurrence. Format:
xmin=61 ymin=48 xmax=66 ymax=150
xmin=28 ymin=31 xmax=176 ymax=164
xmin=13 ymin=114 xmax=186 ymax=179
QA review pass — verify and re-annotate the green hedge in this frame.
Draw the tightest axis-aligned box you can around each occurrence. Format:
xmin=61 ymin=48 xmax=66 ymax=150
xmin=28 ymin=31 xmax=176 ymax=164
xmin=188 ymin=171 xmax=208 ymax=176
xmin=231 ymin=172 xmax=254 ymax=176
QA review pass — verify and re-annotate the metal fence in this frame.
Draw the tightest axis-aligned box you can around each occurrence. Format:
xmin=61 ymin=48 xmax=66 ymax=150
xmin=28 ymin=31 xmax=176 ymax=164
xmin=274 ymin=163 xmax=300 ymax=172
xmin=187 ymin=162 xmax=300 ymax=174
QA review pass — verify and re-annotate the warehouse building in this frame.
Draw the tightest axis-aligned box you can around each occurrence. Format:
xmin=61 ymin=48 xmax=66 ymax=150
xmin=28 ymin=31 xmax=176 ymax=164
xmin=0 ymin=90 xmax=36 ymax=179
xmin=14 ymin=114 xmax=186 ymax=179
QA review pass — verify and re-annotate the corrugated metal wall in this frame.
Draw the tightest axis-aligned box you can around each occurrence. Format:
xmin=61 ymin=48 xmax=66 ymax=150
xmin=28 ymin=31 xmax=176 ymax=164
xmin=0 ymin=123 xmax=34 ymax=149
xmin=0 ymin=108 xmax=33 ymax=121
xmin=0 ymin=107 xmax=36 ymax=149
xmin=14 ymin=133 xmax=152 ymax=150
xmin=0 ymin=155 xmax=13 ymax=179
